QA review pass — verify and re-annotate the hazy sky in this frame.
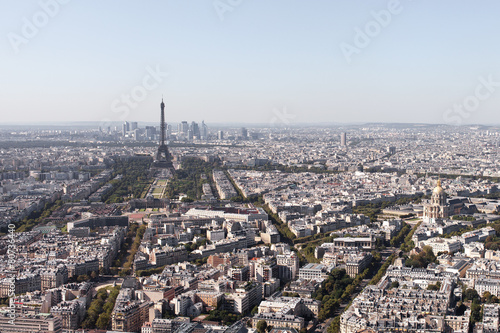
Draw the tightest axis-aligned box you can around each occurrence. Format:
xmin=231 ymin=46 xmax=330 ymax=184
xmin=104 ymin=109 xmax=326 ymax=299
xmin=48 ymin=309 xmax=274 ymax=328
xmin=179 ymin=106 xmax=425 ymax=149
xmin=1 ymin=1 xmax=500 ymax=126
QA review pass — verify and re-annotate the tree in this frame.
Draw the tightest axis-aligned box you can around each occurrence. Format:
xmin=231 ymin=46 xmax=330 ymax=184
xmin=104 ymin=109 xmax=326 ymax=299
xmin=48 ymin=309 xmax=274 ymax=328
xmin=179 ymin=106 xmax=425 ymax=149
xmin=103 ymin=302 xmax=114 ymax=313
xmin=427 ymin=283 xmax=439 ymax=291
xmin=77 ymin=274 xmax=89 ymax=282
xmin=470 ymin=300 xmax=482 ymax=324
xmin=96 ymin=313 xmax=110 ymax=329
xmin=81 ymin=318 xmax=93 ymax=329
xmin=230 ymin=195 xmax=244 ymax=202
xmin=332 ymin=269 xmax=346 ymax=280
xmin=482 ymin=291 xmax=493 ymax=303
xmin=257 ymin=320 xmax=267 ymax=333
xmin=405 ymin=246 xmax=436 ymax=268
xmin=328 ymin=316 xmax=341 ymax=333
xmin=465 ymin=288 xmax=480 ymax=302
xmin=390 ymin=281 xmax=400 ymax=289
xmin=371 ymin=250 xmax=382 ymax=262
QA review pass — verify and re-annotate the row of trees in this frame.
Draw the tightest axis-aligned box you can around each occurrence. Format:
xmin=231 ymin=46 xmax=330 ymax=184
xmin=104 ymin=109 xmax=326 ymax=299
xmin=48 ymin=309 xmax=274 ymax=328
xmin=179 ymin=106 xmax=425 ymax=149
xmin=121 ymin=224 xmax=146 ymax=276
xmin=352 ymin=203 xmax=384 ymax=222
xmin=485 ymin=235 xmax=500 ymax=251
xmin=260 ymin=204 xmax=296 ymax=244
xmin=82 ymin=286 xmax=120 ymax=329
xmin=479 ymin=291 xmax=500 ymax=304
xmin=327 ymin=252 xmax=396 ymax=333
xmin=405 ymin=245 xmax=436 ymax=268
xmin=313 ymin=269 xmax=353 ymax=321
xmin=13 ymin=200 xmax=63 ymax=232
xmin=137 ymin=265 xmax=165 ymax=277
xmin=470 ymin=301 xmax=483 ymax=325
xmin=103 ymin=157 xmax=153 ymax=203
xmin=204 ymin=309 xmax=242 ymax=325
xmin=440 ymin=223 xmax=486 ymax=239
xmin=339 ymin=265 xmax=371 ymax=303
xmin=298 ymin=234 xmax=343 ymax=263
xmin=352 ymin=195 xmax=423 ymax=222
xmin=389 ymin=223 xmax=411 ymax=248
xmin=68 ymin=271 xmax=99 ymax=283
xmin=460 ymin=287 xmax=483 ymax=324
xmin=300 ymin=244 xmax=321 ymax=264
xmin=166 ymin=157 xmax=218 ymax=200
xmin=452 ymin=215 xmax=477 ymax=221
xmin=461 ymin=288 xmax=500 ymax=305
xmin=232 ymin=162 xmax=337 ymax=175
xmin=293 ymin=231 xmax=339 ymax=245
xmin=326 ymin=253 xmax=388 ymax=333
xmin=224 ymin=169 xmax=248 ymax=202
xmin=369 ymin=253 xmax=397 ymax=286
xmin=110 ymin=222 xmax=140 ymax=274
xmin=418 ymin=172 xmax=500 ymax=184
xmin=190 ymin=256 xmax=208 ymax=266
xmin=399 ymin=221 xmax=421 ymax=252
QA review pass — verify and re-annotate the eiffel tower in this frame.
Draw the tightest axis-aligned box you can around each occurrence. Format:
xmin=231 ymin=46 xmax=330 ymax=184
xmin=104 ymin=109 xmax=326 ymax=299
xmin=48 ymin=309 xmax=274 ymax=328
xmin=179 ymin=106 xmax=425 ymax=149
xmin=154 ymin=98 xmax=174 ymax=171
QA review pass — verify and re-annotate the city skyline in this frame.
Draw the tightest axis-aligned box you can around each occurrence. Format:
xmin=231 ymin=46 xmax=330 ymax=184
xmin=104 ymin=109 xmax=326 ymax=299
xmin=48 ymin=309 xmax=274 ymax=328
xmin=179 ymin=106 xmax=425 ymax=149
xmin=2 ymin=116 xmax=500 ymax=331
xmin=2 ymin=1 xmax=500 ymax=126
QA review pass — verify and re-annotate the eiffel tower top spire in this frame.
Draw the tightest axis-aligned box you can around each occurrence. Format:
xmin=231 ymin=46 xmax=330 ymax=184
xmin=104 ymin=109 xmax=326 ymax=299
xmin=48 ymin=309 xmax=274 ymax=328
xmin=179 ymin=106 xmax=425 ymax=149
xmin=160 ymin=98 xmax=166 ymax=146
xmin=155 ymin=98 xmax=173 ymax=171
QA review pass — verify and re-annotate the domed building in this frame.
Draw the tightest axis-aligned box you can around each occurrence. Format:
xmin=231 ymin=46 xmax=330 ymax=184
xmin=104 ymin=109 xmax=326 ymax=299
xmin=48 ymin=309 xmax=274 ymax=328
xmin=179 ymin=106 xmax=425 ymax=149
xmin=423 ymin=179 xmax=450 ymax=223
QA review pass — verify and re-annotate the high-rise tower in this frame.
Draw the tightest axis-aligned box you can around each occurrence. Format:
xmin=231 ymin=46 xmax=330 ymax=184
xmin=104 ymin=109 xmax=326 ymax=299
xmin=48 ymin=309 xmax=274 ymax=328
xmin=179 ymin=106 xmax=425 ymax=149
xmin=340 ymin=132 xmax=347 ymax=146
xmin=155 ymin=98 xmax=174 ymax=170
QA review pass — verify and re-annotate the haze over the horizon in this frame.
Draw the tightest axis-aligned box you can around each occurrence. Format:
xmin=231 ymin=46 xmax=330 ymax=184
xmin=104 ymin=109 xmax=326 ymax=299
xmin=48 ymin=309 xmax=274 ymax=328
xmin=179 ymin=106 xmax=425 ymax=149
xmin=1 ymin=0 xmax=500 ymax=126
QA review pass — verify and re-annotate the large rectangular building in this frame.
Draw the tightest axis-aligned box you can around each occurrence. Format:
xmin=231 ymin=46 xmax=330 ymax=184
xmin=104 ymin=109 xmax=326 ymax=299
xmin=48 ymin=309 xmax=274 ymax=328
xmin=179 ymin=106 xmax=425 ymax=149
xmin=298 ymin=263 xmax=332 ymax=280
xmin=345 ymin=252 xmax=373 ymax=278
xmin=333 ymin=236 xmax=376 ymax=250
xmin=251 ymin=313 xmax=304 ymax=331
xmin=0 ymin=312 xmax=62 ymax=333
xmin=67 ymin=215 xmax=129 ymax=232
xmin=112 ymin=300 xmax=152 ymax=332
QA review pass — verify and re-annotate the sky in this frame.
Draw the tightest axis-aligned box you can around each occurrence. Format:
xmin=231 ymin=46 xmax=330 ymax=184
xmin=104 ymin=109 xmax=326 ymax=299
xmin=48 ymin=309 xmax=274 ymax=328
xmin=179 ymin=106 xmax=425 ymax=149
xmin=1 ymin=0 xmax=500 ymax=126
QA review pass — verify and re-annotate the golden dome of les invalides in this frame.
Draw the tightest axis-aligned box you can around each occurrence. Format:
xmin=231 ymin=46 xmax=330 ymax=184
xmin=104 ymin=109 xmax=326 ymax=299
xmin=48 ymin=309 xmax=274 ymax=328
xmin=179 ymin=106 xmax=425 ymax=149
xmin=433 ymin=179 xmax=445 ymax=195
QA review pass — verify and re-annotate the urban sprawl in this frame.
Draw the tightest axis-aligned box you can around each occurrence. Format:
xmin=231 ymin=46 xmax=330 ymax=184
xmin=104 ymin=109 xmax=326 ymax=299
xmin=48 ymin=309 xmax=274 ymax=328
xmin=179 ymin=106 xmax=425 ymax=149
xmin=2 ymin=117 xmax=500 ymax=333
